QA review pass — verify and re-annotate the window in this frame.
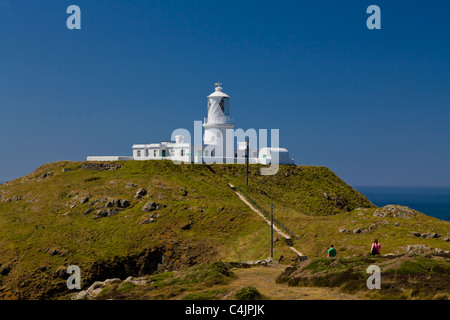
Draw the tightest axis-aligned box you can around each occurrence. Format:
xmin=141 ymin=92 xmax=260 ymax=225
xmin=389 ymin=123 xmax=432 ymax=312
xmin=205 ymin=150 xmax=209 ymax=157
xmin=145 ymin=150 xmax=149 ymax=157
xmin=181 ymin=149 xmax=185 ymax=156
xmin=217 ymin=131 xmax=221 ymax=138
xmin=219 ymin=97 xmax=230 ymax=116
xmin=137 ymin=150 xmax=141 ymax=157
xmin=211 ymin=149 xmax=215 ymax=157
xmin=153 ymin=150 xmax=158 ymax=157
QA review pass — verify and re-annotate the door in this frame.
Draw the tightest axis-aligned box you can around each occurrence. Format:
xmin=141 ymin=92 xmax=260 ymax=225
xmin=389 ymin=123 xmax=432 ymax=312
xmin=162 ymin=150 xmax=166 ymax=157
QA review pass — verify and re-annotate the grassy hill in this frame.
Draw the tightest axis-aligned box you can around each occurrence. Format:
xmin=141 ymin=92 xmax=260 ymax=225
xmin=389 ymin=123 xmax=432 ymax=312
xmin=0 ymin=160 xmax=448 ymax=299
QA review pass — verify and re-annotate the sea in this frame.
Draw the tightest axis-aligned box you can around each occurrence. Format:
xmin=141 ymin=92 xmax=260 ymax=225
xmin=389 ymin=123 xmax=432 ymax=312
xmin=356 ymin=186 xmax=450 ymax=222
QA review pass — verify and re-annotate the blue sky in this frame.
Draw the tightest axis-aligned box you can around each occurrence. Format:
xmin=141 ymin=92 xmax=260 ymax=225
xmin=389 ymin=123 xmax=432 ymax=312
xmin=0 ymin=0 xmax=449 ymax=186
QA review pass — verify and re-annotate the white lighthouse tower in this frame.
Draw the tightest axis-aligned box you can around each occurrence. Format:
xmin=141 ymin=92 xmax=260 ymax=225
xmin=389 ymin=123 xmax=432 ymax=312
xmin=203 ymin=84 xmax=234 ymax=158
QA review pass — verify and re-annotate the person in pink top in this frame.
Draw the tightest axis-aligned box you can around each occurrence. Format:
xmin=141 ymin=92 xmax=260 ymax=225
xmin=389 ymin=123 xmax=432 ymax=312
xmin=370 ymin=239 xmax=381 ymax=255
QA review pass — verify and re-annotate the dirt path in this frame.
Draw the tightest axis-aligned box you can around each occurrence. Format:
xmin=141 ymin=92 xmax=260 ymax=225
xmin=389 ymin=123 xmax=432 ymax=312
xmin=228 ymin=183 xmax=307 ymax=260
xmin=220 ymin=264 xmax=365 ymax=300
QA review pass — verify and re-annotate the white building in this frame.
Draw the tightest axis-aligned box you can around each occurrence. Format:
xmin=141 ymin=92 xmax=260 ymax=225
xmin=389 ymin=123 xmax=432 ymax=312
xmin=87 ymin=84 xmax=294 ymax=165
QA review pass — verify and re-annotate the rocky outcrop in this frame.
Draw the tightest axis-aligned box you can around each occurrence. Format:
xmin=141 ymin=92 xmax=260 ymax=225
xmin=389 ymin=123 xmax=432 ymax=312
xmin=139 ymin=213 xmax=160 ymax=225
xmin=125 ymin=182 xmax=137 ymax=189
xmin=141 ymin=202 xmax=159 ymax=212
xmin=39 ymin=172 xmax=53 ymax=180
xmin=406 ymin=244 xmax=449 ymax=255
xmin=323 ymin=193 xmax=350 ymax=211
xmin=72 ymin=278 xmax=122 ymax=300
xmin=106 ymin=199 xmax=130 ymax=209
xmin=373 ymin=205 xmax=420 ymax=219
xmin=409 ymin=232 xmax=442 ymax=239
xmin=81 ymin=162 xmax=122 ymax=171
xmin=46 ymin=248 xmax=69 ymax=257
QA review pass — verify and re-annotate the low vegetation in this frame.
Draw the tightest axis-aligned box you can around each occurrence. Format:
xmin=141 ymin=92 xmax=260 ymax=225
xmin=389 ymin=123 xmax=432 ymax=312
xmin=0 ymin=160 xmax=448 ymax=300
xmin=276 ymin=253 xmax=450 ymax=299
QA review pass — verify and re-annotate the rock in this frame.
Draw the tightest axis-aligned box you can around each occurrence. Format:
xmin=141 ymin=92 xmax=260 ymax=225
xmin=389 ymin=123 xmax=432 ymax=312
xmin=125 ymin=182 xmax=137 ymax=189
xmin=134 ymin=188 xmax=147 ymax=199
xmin=430 ymin=233 xmax=442 ymax=238
xmin=353 ymin=228 xmax=362 ymax=234
xmin=442 ymin=237 xmax=450 ymax=242
xmin=142 ymin=202 xmax=159 ymax=212
xmin=81 ymin=162 xmax=122 ymax=171
xmin=48 ymin=248 xmax=62 ymax=256
xmin=435 ymin=248 xmax=445 ymax=254
xmin=0 ymin=264 xmax=11 ymax=276
xmin=394 ymin=223 xmax=400 ymax=227
xmin=38 ymin=266 xmax=47 ymax=272
xmin=410 ymin=232 xmax=421 ymax=237
xmin=84 ymin=281 xmax=106 ymax=297
xmin=106 ymin=199 xmax=129 ymax=208
xmin=181 ymin=221 xmax=193 ymax=230
xmin=339 ymin=227 xmax=349 ymax=233
xmin=373 ymin=205 xmax=418 ymax=219
xmin=124 ymin=277 xmax=147 ymax=285
xmin=55 ymin=266 xmax=68 ymax=279
xmin=323 ymin=193 xmax=349 ymax=210
xmin=140 ymin=218 xmax=156 ymax=224
xmin=264 ymin=257 xmax=275 ymax=264
xmin=421 ymin=233 xmax=430 ymax=239
xmin=40 ymin=172 xmax=53 ymax=180
xmin=106 ymin=209 xmax=120 ymax=217
xmin=106 ymin=199 xmax=120 ymax=208
xmin=97 ymin=210 xmax=108 ymax=217
xmin=80 ymin=197 xmax=89 ymax=204
xmin=407 ymin=244 xmax=432 ymax=254
xmin=72 ymin=290 xmax=89 ymax=300
xmin=62 ymin=168 xmax=72 ymax=173
xmin=119 ymin=199 xmax=130 ymax=208
xmin=104 ymin=278 xmax=121 ymax=285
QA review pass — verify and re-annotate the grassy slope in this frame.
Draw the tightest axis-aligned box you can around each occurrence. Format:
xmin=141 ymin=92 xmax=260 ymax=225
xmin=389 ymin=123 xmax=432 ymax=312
xmin=0 ymin=160 xmax=449 ymax=299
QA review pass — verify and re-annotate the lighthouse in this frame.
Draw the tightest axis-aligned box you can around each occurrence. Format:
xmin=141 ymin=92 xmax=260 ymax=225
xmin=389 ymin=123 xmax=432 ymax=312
xmin=87 ymin=83 xmax=295 ymax=166
xmin=203 ymin=84 xmax=234 ymax=150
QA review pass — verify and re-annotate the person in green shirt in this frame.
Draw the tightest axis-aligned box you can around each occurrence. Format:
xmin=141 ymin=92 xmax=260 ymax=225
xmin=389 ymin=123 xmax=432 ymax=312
xmin=327 ymin=244 xmax=337 ymax=258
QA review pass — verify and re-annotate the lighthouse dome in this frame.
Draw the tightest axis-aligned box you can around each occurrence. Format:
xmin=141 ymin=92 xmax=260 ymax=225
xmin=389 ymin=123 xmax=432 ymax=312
xmin=208 ymin=85 xmax=229 ymax=98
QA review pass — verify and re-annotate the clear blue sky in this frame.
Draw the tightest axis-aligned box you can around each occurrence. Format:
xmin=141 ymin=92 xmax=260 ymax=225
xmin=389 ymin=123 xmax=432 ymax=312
xmin=0 ymin=0 xmax=449 ymax=186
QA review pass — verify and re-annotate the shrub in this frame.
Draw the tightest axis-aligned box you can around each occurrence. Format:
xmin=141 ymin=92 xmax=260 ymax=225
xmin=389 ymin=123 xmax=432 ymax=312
xmin=234 ymin=286 xmax=266 ymax=300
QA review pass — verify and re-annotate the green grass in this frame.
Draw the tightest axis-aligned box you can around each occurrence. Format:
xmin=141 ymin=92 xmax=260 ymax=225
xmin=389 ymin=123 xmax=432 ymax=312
xmin=0 ymin=160 xmax=448 ymax=299
xmin=234 ymin=286 xmax=266 ymax=300
xmin=390 ymin=256 xmax=450 ymax=275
